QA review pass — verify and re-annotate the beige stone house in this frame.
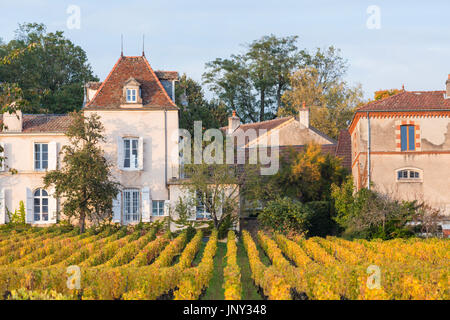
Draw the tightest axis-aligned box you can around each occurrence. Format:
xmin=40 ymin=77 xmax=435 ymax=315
xmin=0 ymin=54 xmax=189 ymax=226
xmin=346 ymin=75 xmax=450 ymax=232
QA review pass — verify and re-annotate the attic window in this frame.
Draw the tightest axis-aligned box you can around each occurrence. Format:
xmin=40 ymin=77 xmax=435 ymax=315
xmin=122 ymin=77 xmax=142 ymax=105
xmin=126 ymin=89 xmax=137 ymax=103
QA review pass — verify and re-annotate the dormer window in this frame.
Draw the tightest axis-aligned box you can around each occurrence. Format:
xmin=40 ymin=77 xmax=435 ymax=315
xmin=122 ymin=77 xmax=142 ymax=106
xmin=126 ymin=89 xmax=137 ymax=102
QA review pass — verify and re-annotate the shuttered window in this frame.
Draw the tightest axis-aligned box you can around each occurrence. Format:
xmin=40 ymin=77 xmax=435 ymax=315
xmin=34 ymin=143 xmax=48 ymax=170
xmin=400 ymin=125 xmax=415 ymax=151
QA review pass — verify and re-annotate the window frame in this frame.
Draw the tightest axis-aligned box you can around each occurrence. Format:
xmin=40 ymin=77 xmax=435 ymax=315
xmin=123 ymin=189 xmax=140 ymax=223
xmin=400 ymin=125 xmax=416 ymax=151
xmin=152 ymin=200 xmax=165 ymax=216
xmin=33 ymin=188 xmax=49 ymax=222
xmin=126 ymin=88 xmax=137 ymax=103
xmin=196 ymin=191 xmax=212 ymax=220
xmin=396 ymin=168 xmax=423 ymax=183
xmin=123 ymin=138 xmax=139 ymax=170
xmin=34 ymin=143 xmax=49 ymax=171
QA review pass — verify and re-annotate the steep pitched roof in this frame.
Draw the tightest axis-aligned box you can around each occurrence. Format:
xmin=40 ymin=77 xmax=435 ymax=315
xmin=0 ymin=114 xmax=72 ymax=133
xmin=335 ymin=129 xmax=352 ymax=170
xmin=357 ymin=90 xmax=450 ymax=112
xmin=84 ymin=55 xmax=177 ymax=110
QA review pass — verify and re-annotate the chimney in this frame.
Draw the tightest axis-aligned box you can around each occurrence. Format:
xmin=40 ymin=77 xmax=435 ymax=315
xmin=228 ymin=110 xmax=240 ymax=133
xmin=2 ymin=110 xmax=23 ymax=132
xmin=446 ymin=74 xmax=450 ymax=98
xmin=299 ymin=101 xmax=309 ymax=128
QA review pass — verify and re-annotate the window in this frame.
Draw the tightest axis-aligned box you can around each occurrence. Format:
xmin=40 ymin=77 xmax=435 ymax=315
xmin=152 ymin=200 xmax=165 ymax=216
xmin=196 ymin=191 xmax=212 ymax=219
xmin=123 ymin=138 xmax=138 ymax=169
xmin=397 ymin=169 xmax=421 ymax=181
xmin=126 ymin=89 xmax=136 ymax=102
xmin=123 ymin=189 xmax=140 ymax=223
xmin=34 ymin=143 xmax=48 ymax=170
xmin=34 ymin=189 xmax=49 ymax=222
xmin=400 ymin=125 xmax=415 ymax=151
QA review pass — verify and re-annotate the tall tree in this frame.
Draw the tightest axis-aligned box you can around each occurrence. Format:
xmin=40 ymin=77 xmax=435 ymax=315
xmin=176 ymin=74 xmax=228 ymax=135
xmin=279 ymin=47 xmax=365 ymax=139
xmin=0 ymin=23 xmax=98 ymax=114
xmin=44 ymin=112 xmax=120 ymax=233
xmin=203 ymin=35 xmax=303 ymax=122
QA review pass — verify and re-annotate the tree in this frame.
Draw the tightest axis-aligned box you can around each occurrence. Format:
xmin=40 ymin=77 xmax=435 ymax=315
xmin=0 ymin=37 xmax=37 ymax=171
xmin=279 ymin=48 xmax=365 ymax=139
xmin=265 ymin=143 xmax=348 ymax=203
xmin=203 ymin=35 xmax=303 ymax=122
xmin=0 ymin=23 xmax=98 ymax=114
xmin=373 ymin=89 xmax=402 ymax=101
xmin=181 ymin=163 xmax=259 ymax=231
xmin=331 ymin=178 xmax=415 ymax=239
xmin=43 ymin=112 xmax=120 ymax=233
xmin=176 ymin=74 xmax=228 ymax=134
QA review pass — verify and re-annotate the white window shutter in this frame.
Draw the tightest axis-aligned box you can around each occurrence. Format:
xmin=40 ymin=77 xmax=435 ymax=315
xmin=0 ymin=188 xmax=5 ymax=224
xmin=117 ymin=137 xmax=124 ymax=170
xmin=138 ymin=137 xmax=144 ymax=170
xmin=112 ymin=191 xmax=122 ymax=223
xmin=48 ymin=141 xmax=57 ymax=170
xmin=141 ymin=187 xmax=151 ymax=222
xmin=0 ymin=142 xmax=5 ymax=172
xmin=26 ymin=188 xmax=33 ymax=223
xmin=164 ymin=200 xmax=170 ymax=216
xmin=48 ymin=187 xmax=57 ymax=223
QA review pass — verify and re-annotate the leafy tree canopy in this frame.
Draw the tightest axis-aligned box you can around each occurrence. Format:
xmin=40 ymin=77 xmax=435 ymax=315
xmin=0 ymin=23 xmax=98 ymax=114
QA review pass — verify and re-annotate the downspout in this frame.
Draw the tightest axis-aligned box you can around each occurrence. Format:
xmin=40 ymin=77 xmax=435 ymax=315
xmin=367 ymin=111 xmax=371 ymax=190
xmin=164 ymin=109 xmax=168 ymax=190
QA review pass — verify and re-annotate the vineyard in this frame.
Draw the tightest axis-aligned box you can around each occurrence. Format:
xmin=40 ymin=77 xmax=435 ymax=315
xmin=0 ymin=226 xmax=448 ymax=300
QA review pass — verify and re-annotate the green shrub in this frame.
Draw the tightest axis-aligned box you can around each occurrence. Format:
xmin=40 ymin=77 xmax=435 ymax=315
xmin=6 ymin=201 xmax=26 ymax=225
xmin=305 ymin=201 xmax=337 ymax=237
xmin=257 ymin=197 xmax=309 ymax=235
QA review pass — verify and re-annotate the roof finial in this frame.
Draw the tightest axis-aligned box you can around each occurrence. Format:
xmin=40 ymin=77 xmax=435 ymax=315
xmin=402 ymin=84 xmax=405 ymax=91
xmin=142 ymin=34 xmax=145 ymax=56
xmin=121 ymin=34 xmax=123 ymax=57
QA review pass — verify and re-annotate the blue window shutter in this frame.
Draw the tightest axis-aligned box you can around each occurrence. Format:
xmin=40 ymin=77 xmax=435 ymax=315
xmin=400 ymin=126 xmax=407 ymax=151
xmin=408 ymin=126 xmax=415 ymax=150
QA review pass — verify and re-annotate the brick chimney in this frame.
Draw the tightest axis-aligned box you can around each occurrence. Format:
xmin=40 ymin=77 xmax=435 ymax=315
xmin=2 ymin=110 xmax=23 ymax=132
xmin=228 ymin=110 xmax=240 ymax=134
xmin=446 ymin=74 xmax=450 ymax=98
xmin=299 ymin=101 xmax=309 ymax=128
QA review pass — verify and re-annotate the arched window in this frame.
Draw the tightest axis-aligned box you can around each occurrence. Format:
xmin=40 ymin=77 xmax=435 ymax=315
xmin=396 ymin=168 xmax=423 ymax=182
xmin=34 ymin=189 xmax=49 ymax=222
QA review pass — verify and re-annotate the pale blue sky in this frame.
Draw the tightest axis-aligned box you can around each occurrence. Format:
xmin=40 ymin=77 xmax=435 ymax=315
xmin=1 ymin=0 xmax=450 ymax=99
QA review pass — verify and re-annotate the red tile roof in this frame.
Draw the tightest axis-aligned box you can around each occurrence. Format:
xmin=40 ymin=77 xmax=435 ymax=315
xmin=357 ymin=90 xmax=450 ymax=112
xmin=0 ymin=114 xmax=72 ymax=133
xmin=84 ymin=55 xmax=177 ymax=110
xmin=335 ymin=129 xmax=352 ymax=170
xmin=220 ymin=117 xmax=293 ymax=134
